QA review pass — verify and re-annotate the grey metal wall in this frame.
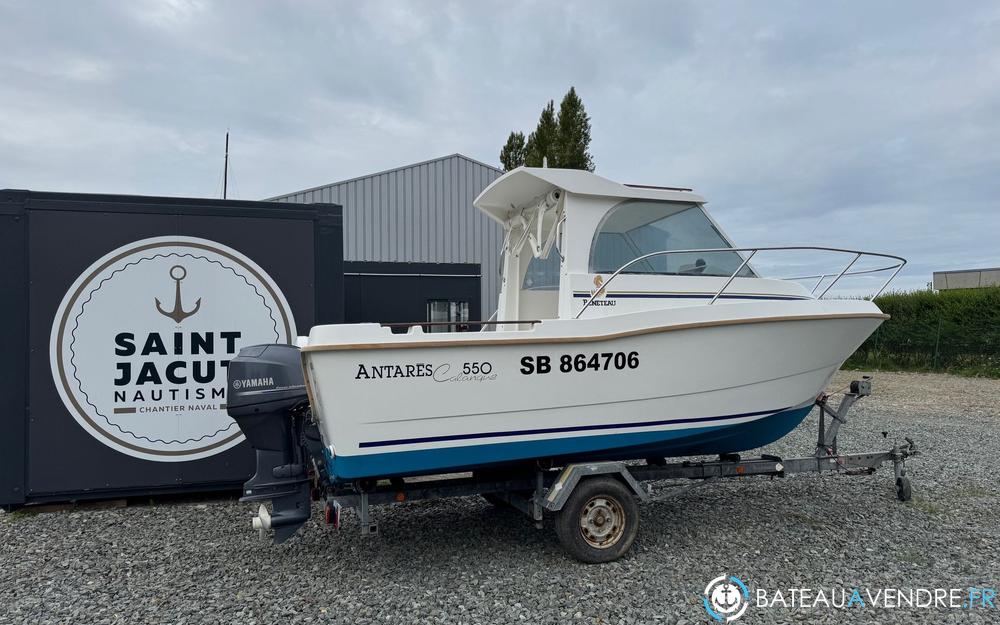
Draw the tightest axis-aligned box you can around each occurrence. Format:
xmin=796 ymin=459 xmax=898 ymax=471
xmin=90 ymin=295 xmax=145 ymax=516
xmin=933 ymin=267 xmax=1000 ymax=290
xmin=269 ymin=154 xmax=504 ymax=316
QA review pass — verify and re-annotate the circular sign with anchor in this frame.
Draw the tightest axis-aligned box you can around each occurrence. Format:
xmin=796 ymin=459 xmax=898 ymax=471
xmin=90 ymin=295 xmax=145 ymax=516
xmin=49 ymin=236 xmax=296 ymax=462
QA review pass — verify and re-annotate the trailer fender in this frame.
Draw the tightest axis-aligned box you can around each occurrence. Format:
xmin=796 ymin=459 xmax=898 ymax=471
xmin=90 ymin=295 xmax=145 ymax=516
xmin=544 ymin=462 xmax=648 ymax=512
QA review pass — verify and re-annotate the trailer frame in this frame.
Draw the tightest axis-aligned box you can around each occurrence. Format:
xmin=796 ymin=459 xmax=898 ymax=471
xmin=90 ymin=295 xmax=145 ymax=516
xmin=291 ymin=377 xmax=917 ymax=561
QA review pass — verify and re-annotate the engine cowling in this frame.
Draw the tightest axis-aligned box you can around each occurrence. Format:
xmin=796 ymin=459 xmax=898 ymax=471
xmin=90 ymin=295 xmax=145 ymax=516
xmin=227 ymin=343 xmax=314 ymax=543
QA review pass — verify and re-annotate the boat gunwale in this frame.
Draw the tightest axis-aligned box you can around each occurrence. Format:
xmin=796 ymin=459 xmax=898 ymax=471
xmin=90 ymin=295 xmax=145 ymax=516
xmin=301 ymin=312 xmax=889 ymax=352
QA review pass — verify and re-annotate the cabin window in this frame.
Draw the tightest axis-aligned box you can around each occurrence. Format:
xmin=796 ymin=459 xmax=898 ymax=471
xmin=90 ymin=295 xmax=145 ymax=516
xmin=426 ymin=300 xmax=470 ymax=332
xmin=589 ymin=201 xmax=755 ymax=278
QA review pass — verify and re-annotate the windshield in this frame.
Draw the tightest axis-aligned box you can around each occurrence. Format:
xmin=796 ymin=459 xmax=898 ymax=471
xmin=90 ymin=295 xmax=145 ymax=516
xmin=589 ymin=201 xmax=755 ymax=278
xmin=522 ymin=253 xmax=560 ymax=290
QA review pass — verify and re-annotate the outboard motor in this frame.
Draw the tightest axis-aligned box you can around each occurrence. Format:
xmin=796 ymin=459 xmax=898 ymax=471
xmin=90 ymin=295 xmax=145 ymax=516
xmin=227 ymin=344 xmax=318 ymax=543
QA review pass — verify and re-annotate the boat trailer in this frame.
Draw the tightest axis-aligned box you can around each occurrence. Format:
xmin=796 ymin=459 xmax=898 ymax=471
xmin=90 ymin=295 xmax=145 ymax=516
xmin=252 ymin=377 xmax=917 ymax=563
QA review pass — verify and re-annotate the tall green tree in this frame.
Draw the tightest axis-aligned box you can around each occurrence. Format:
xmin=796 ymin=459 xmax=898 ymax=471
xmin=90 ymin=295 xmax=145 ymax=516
xmin=499 ymin=131 xmax=526 ymax=171
xmin=524 ymin=100 xmax=558 ymax=167
xmin=554 ymin=87 xmax=594 ymax=171
xmin=500 ymin=88 xmax=596 ymax=171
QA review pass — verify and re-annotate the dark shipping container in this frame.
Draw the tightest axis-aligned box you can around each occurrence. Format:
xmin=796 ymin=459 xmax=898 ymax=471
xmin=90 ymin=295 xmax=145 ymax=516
xmin=0 ymin=190 xmax=343 ymax=508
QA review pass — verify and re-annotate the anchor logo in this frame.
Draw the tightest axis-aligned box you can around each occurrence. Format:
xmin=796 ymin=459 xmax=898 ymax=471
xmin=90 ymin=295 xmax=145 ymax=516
xmin=155 ymin=265 xmax=201 ymax=323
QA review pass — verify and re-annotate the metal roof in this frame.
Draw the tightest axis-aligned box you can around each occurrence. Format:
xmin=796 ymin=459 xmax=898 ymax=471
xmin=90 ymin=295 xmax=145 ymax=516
xmin=264 ymin=153 xmax=501 ymax=201
xmin=932 ymin=267 xmax=1000 ymax=274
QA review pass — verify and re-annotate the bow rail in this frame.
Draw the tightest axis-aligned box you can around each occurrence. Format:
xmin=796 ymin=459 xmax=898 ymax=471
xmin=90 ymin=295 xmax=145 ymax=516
xmin=576 ymin=246 xmax=906 ymax=319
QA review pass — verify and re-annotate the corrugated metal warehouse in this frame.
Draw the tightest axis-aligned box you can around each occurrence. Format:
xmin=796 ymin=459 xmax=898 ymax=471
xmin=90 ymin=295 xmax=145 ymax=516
xmin=269 ymin=154 xmax=505 ymax=317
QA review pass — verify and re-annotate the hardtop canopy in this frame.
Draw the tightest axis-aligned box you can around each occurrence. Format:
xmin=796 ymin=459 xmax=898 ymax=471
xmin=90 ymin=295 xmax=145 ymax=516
xmin=473 ymin=167 xmax=705 ymax=225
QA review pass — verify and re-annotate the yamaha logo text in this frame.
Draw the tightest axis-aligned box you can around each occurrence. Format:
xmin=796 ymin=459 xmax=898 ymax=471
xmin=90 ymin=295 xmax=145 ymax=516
xmin=233 ymin=377 xmax=276 ymax=390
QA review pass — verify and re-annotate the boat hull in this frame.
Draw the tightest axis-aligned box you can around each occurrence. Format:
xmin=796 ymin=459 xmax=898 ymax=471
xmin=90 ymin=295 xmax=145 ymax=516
xmin=322 ymin=403 xmax=815 ymax=479
xmin=302 ymin=301 xmax=885 ymax=481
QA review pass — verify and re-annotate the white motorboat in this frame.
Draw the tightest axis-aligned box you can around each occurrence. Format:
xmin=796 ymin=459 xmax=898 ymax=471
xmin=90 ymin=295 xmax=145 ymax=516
xmin=226 ymin=166 xmax=905 ymax=542
xmin=297 ymin=167 xmax=903 ymax=478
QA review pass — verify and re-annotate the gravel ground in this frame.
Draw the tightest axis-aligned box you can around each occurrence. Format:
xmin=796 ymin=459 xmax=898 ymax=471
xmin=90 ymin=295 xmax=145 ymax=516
xmin=2 ymin=371 xmax=998 ymax=625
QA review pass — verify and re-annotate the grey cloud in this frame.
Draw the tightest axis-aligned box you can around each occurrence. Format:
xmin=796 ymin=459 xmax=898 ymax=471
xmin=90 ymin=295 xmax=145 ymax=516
xmin=0 ymin=0 xmax=997 ymax=292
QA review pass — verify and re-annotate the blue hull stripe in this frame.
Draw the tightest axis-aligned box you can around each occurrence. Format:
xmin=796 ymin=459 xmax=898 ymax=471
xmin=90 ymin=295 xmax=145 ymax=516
xmin=329 ymin=404 xmax=814 ymax=480
xmin=573 ymin=292 xmax=809 ymax=301
xmin=359 ymin=406 xmax=790 ymax=448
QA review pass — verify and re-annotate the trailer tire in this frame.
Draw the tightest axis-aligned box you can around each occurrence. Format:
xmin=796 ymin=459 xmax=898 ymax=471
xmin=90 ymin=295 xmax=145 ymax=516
xmin=554 ymin=477 xmax=638 ymax=563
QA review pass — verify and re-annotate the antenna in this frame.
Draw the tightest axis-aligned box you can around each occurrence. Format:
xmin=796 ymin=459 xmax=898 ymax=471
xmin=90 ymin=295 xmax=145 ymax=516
xmin=223 ymin=130 xmax=229 ymax=199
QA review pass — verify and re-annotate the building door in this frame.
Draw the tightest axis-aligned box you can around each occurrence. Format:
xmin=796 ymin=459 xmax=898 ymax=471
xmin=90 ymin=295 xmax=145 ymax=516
xmin=426 ymin=299 xmax=470 ymax=332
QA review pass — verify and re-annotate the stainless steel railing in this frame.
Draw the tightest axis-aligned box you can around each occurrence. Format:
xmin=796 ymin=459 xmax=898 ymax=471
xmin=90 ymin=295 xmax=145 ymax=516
xmin=575 ymin=246 xmax=907 ymax=319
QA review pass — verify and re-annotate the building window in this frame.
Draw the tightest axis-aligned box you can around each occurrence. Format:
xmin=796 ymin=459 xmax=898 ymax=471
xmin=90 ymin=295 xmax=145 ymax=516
xmin=426 ymin=300 xmax=470 ymax=332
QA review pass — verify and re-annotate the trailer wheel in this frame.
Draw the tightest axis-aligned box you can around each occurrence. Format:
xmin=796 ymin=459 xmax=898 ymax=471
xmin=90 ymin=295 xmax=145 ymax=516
xmin=554 ymin=477 xmax=638 ymax=563
xmin=896 ymin=476 xmax=913 ymax=502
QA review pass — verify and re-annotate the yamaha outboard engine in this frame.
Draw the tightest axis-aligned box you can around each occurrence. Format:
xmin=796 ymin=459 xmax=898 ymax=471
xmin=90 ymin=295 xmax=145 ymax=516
xmin=227 ymin=344 xmax=319 ymax=543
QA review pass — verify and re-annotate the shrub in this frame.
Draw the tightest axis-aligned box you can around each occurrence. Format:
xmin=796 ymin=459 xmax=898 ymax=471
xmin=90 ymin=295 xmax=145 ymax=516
xmin=845 ymin=287 xmax=1000 ymax=377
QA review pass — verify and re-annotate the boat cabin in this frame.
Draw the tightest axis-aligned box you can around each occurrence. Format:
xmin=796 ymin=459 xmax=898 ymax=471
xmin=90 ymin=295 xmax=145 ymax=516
xmin=474 ymin=167 xmax=810 ymax=326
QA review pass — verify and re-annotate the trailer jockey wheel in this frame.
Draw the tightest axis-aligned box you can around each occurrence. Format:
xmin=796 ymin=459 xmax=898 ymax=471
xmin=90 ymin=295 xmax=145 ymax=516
xmin=555 ymin=477 xmax=638 ymax=563
xmin=896 ymin=476 xmax=913 ymax=502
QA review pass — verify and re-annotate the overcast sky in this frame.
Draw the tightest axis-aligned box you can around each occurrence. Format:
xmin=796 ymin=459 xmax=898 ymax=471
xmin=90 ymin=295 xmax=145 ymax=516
xmin=1 ymin=1 xmax=998 ymax=292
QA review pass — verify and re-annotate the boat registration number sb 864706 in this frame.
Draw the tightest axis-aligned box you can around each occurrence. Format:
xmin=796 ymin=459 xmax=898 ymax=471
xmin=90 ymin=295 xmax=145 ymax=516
xmin=519 ymin=351 xmax=639 ymax=375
